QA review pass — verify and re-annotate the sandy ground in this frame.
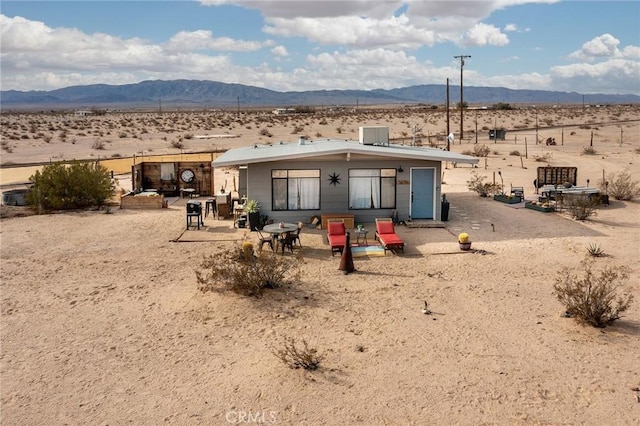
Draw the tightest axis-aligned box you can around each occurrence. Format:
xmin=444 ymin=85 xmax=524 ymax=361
xmin=1 ymin=106 xmax=640 ymax=425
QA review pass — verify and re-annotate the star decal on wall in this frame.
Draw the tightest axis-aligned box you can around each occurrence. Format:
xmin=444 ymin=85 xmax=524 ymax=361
xmin=328 ymin=172 xmax=341 ymax=186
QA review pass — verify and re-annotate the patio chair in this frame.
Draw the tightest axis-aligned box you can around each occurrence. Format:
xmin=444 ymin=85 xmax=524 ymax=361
xmin=186 ymin=200 xmax=203 ymax=230
xmin=510 ymin=185 xmax=524 ymax=201
xmin=289 ymin=221 xmax=304 ymax=248
xmin=277 ymin=232 xmax=295 ymax=255
xmin=375 ymin=219 xmax=404 ymax=254
xmin=256 ymin=229 xmax=274 ymax=252
xmin=327 ymin=221 xmax=347 ymax=256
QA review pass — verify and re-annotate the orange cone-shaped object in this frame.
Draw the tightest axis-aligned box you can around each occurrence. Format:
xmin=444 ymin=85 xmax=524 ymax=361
xmin=338 ymin=231 xmax=355 ymax=274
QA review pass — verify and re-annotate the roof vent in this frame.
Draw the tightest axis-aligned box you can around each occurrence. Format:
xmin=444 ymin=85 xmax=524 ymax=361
xmin=298 ymin=136 xmax=306 ymax=145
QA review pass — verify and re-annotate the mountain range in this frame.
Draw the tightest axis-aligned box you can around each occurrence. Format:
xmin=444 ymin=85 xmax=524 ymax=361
xmin=2 ymin=79 xmax=638 ymax=110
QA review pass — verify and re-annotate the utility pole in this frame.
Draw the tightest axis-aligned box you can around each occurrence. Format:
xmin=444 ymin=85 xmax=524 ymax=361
xmin=454 ymin=55 xmax=471 ymax=141
xmin=446 ymin=78 xmax=450 ymax=147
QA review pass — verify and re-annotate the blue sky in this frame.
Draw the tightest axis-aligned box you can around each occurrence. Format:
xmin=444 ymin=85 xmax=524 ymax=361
xmin=1 ymin=1 xmax=639 ymax=95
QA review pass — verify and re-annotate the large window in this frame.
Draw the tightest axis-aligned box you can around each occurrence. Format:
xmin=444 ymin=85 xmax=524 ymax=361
xmin=349 ymin=168 xmax=396 ymax=209
xmin=272 ymin=169 xmax=321 ymax=210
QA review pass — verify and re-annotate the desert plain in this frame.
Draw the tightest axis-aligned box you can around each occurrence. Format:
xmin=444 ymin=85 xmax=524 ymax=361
xmin=1 ymin=105 xmax=639 ymax=425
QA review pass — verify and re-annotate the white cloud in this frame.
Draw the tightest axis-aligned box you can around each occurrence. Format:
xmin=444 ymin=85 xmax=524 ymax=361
xmin=500 ymin=55 xmax=520 ymax=62
xmin=480 ymin=72 xmax=552 ymax=90
xmin=569 ymin=33 xmax=622 ymax=61
xmin=0 ymin=14 xmax=272 ymax=90
xmin=2 ymin=3 xmax=638 ymax=96
xmin=208 ymin=0 xmax=525 ymax=48
xmin=551 ymin=58 xmax=640 ymax=94
xmin=264 ymin=15 xmax=439 ymax=49
xmin=463 ymin=23 xmax=509 ymax=47
xmin=271 ymin=45 xmax=289 ymax=57
xmin=201 ymin=0 xmax=402 ymax=19
xmin=166 ymin=30 xmax=274 ymax=52
xmin=622 ymin=45 xmax=640 ymax=59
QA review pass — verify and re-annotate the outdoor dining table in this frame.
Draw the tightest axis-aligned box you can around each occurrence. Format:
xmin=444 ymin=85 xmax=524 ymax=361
xmin=540 ymin=185 xmax=600 ymax=200
xmin=262 ymin=223 xmax=298 ymax=254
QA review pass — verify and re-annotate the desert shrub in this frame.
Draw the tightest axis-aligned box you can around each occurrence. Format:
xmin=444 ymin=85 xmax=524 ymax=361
xmin=467 ymin=171 xmax=501 ymax=197
xmin=492 ymin=102 xmax=512 ymax=110
xmin=582 ymin=146 xmax=597 ymax=155
xmin=509 ymin=150 xmax=521 ymax=156
xmin=604 ymin=170 xmax=640 ymax=200
xmin=463 ymin=144 xmax=490 ymax=157
xmin=586 ymin=243 xmax=605 ymax=257
xmin=554 ymin=260 xmax=632 ymax=327
xmin=196 ymin=245 xmax=302 ymax=297
xmin=184 ymin=133 xmax=193 ymax=139
xmin=291 ymin=125 xmax=304 ymax=134
xmin=534 ymin=153 xmax=551 ymax=163
xmin=259 ymin=128 xmax=273 ymax=137
xmin=273 ymin=337 xmax=323 ymax=370
xmin=171 ymin=139 xmax=184 ymax=149
xmin=563 ymin=193 xmax=598 ymax=220
xmin=26 ymin=161 xmax=115 ymax=212
xmin=92 ymin=139 xmax=106 ymax=150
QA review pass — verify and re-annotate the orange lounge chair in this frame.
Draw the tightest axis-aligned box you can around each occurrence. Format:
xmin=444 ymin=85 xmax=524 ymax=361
xmin=375 ymin=220 xmax=405 ymax=254
xmin=327 ymin=221 xmax=347 ymax=256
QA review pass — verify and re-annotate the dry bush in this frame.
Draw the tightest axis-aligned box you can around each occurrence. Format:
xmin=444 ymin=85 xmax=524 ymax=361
xmin=509 ymin=150 xmax=521 ymax=156
xmin=273 ymin=337 xmax=324 ymax=370
xmin=462 ymin=144 xmax=490 ymax=157
xmin=92 ymin=139 xmax=106 ymax=150
xmin=171 ymin=139 xmax=184 ymax=149
xmin=291 ymin=125 xmax=304 ymax=134
xmin=196 ymin=244 xmax=302 ymax=297
xmin=1 ymin=140 xmax=13 ymax=153
xmin=554 ymin=260 xmax=632 ymax=328
xmin=259 ymin=128 xmax=273 ymax=137
xmin=467 ymin=171 xmax=501 ymax=197
xmin=534 ymin=153 xmax=552 ymax=163
xmin=582 ymin=146 xmax=597 ymax=155
xmin=604 ymin=170 xmax=640 ymax=200
xmin=563 ymin=193 xmax=598 ymax=220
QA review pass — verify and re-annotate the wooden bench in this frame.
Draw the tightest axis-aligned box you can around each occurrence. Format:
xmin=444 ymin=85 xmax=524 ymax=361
xmin=321 ymin=214 xmax=355 ymax=229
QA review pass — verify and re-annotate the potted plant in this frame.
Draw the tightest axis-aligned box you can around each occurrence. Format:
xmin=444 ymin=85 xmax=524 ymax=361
xmin=458 ymin=232 xmax=472 ymax=251
xmin=245 ymin=199 xmax=261 ymax=231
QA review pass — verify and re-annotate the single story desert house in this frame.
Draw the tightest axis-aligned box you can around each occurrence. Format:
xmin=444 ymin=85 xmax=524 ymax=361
xmin=212 ymin=127 xmax=479 ymax=225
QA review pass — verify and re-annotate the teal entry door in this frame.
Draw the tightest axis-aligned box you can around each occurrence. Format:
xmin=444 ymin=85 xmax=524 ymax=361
xmin=410 ymin=168 xmax=435 ymax=219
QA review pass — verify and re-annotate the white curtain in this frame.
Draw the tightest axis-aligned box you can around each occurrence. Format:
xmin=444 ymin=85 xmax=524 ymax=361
xmin=160 ymin=163 xmax=174 ymax=181
xmin=288 ymin=178 xmax=319 ymax=210
xmin=350 ymin=170 xmax=381 ymax=208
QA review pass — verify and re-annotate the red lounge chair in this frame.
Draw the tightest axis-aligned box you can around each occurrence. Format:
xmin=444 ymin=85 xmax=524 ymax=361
xmin=375 ymin=220 xmax=405 ymax=254
xmin=327 ymin=221 xmax=347 ymax=256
